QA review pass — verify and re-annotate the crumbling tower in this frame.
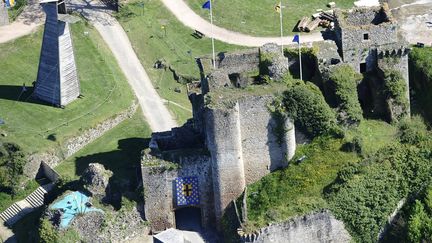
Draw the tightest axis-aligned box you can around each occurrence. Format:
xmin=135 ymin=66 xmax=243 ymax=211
xmin=34 ymin=0 xmax=80 ymax=107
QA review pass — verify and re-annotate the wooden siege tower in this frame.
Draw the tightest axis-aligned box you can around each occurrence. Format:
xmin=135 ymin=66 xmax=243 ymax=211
xmin=34 ymin=0 xmax=80 ymax=107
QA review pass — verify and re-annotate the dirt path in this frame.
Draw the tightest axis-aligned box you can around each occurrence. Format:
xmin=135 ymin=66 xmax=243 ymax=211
xmin=0 ymin=0 xmax=44 ymax=43
xmin=68 ymin=0 xmax=177 ymax=132
xmin=159 ymin=0 xmax=323 ymax=47
xmin=389 ymin=0 xmax=432 ymax=45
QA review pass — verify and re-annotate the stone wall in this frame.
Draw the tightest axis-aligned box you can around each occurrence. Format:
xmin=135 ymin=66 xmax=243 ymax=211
xmin=141 ymin=152 xmax=214 ymax=232
xmin=204 ymin=95 xmax=296 ymax=224
xmin=24 ymin=102 xmax=137 ymax=179
xmin=240 ymin=210 xmax=351 ymax=243
xmin=64 ymin=102 xmax=137 ymax=157
xmin=204 ymin=102 xmax=246 ymax=226
xmin=377 ymin=49 xmax=411 ymax=121
xmin=334 ymin=5 xmax=398 ymax=65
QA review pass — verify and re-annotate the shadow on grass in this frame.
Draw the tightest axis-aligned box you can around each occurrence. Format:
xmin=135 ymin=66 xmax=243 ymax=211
xmin=73 ymin=137 xmax=150 ymax=209
xmin=0 ymin=85 xmax=53 ymax=106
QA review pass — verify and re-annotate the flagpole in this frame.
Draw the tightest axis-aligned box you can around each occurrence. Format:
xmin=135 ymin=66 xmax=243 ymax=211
xmin=298 ymin=34 xmax=303 ymax=81
xmin=210 ymin=0 xmax=216 ymax=69
xmin=279 ymin=1 xmax=283 ymax=54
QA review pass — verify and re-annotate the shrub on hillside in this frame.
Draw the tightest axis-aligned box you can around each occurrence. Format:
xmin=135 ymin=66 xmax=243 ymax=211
xmin=407 ymin=185 xmax=432 ymax=242
xmin=328 ymin=64 xmax=363 ymax=126
xmin=398 ymin=116 xmax=428 ymax=145
xmin=0 ymin=142 xmax=27 ymax=194
xmin=39 ymin=219 xmax=59 ymax=243
xmin=282 ymin=81 xmax=337 ymax=137
xmin=326 ymin=132 xmax=432 ymax=242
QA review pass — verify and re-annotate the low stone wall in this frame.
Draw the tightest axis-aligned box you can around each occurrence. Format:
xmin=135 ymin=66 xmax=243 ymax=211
xmin=64 ymin=102 xmax=138 ymax=157
xmin=24 ymin=102 xmax=138 ymax=179
xmin=240 ymin=210 xmax=351 ymax=243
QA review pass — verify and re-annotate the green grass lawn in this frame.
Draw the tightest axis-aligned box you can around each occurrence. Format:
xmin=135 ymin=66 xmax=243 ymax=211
xmin=55 ymin=111 xmax=151 ymax=181
xmin=118 ymin=0 xmax=246 ymax=124
xmin=185 ymin=0 xmax=355 ymax=36
xmin=0 ymin=21 xmax=135 ymax=154
xmin=345 ymin=119 xmax=398 ymax=155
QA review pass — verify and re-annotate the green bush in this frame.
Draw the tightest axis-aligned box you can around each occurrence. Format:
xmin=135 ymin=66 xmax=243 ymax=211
xmin=398 ymin=116 xmax=428 ymax=145
xmin=406 ymin=186 xmax=432 ymax=242
xmin=282 ymin=81 xmax=337 ymax=137
xmin=39 ymin=219 xmax=59 ymax=243
xmin=328 ymin=64 xmax=363 ymax=126
xmin=326 ymin=132 xmax=432 ymax=242
xmin=409 ymin=47 xmax=432 ymax=123
xmin=0 ymin=141 xmax=27 ymax=194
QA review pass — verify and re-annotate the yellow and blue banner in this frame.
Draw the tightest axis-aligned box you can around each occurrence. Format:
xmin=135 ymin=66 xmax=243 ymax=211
xmin=175 ymin=177 xmax=200 ymax=206
xmin=5 ymin=0 xmax=15 ymax=8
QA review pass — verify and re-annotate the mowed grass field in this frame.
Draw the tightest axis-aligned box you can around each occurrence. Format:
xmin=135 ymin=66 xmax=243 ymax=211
xmin=0 ymin=21 xmax=135 ymax=154
xmin=186 ymin=0 xmax=356 ymax=36
xmin=119 ymin=0 xmax=245 ymax=124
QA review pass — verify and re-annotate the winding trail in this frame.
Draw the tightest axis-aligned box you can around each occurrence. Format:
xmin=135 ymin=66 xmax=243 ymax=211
xmin=69 ymin=0 xmax=177 ymax=132
xmin=160 ymin=0 xmax=323 ymax=47
xmin=0 ymin=0 xmax=44 ymax=43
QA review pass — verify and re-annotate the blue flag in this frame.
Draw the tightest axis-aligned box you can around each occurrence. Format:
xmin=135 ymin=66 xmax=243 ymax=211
xmin=202 ymin=0 xmax=211 ymax=9
xmin=293 ymin=34 xmax=300 ymax=44
xmin=175 ymin=177 xmax=200 ymax=206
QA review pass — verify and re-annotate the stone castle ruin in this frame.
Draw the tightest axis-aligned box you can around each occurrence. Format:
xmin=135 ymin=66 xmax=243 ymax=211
xmin=141 ymin=3 xmax=410 ymax=236
xmin=142 ymin=44 xmax=297 ymax=232
xmin=330 ymin=4 xmax=410 ymax=121
xmin=34 ymin=0 xmax=80 ymax=107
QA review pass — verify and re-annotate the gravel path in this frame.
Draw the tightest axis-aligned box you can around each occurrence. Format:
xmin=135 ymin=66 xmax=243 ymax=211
xmin=70 ymin=0 xmax=178 ymax=132
xmin=0 ymin=0 xmax=44 ymax=43
xmin=159 ymin=0 xmax=323 ymax=47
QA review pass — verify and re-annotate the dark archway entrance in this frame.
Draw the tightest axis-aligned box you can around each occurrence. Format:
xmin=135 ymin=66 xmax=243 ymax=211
xmin=175 ymin=207 xmax=202 ymax=231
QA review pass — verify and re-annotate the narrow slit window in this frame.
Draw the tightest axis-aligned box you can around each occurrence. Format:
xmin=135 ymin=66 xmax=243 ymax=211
xmin=363 ymin=33 xmax=369 ymax=40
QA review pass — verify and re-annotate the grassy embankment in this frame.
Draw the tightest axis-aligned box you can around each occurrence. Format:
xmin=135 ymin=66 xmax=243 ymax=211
xmin=117 ymin=0 xmax=245 ymax=124
xmin=186 ymin=0 xmax=355 ymax=36
xmin=0 ymin=22 xmax=134 ymax=154
xmin=0 ymin=21 xmax=135 ymax=211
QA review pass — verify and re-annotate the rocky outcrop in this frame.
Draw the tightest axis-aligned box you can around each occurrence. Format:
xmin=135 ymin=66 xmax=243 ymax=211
xmin=81 ymin=163 xmax=113 ymax=197
xmin=241 ymin=210 xmax=351 ymax=243
xmin=71 ymin=206 xmax=148 ymax=242
xmin=71 ymin=211 xmax=105 ymax=242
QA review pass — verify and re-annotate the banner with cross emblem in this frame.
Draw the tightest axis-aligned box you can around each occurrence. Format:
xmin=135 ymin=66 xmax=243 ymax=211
xmin=175 ymin=177 xmax=200 ymax=206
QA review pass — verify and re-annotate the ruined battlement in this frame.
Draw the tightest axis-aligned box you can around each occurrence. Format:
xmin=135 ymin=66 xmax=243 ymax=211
xmin=335 ymin=4 xmax=394 ymax=28
xmin=334 ymin=3 xmax=400 ymax=65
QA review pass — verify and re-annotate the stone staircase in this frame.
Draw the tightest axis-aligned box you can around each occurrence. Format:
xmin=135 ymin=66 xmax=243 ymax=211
xmin=0 ymin=183 xmax=54 ymax=226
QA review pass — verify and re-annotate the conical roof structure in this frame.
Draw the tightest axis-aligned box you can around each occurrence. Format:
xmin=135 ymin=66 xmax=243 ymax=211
xmin=34 ymin=0 xmax=80 ymax=107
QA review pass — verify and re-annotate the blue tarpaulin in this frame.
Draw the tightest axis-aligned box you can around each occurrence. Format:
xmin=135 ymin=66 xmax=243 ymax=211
xmin=0 ymin=119 xmax=4 ymax=125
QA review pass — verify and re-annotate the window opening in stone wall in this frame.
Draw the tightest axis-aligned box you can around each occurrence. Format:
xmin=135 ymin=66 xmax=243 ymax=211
xmin=363 ymin=33 xmax=369 ymax=40
xmin=360 ymin=62 xmax=367 ymax=73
